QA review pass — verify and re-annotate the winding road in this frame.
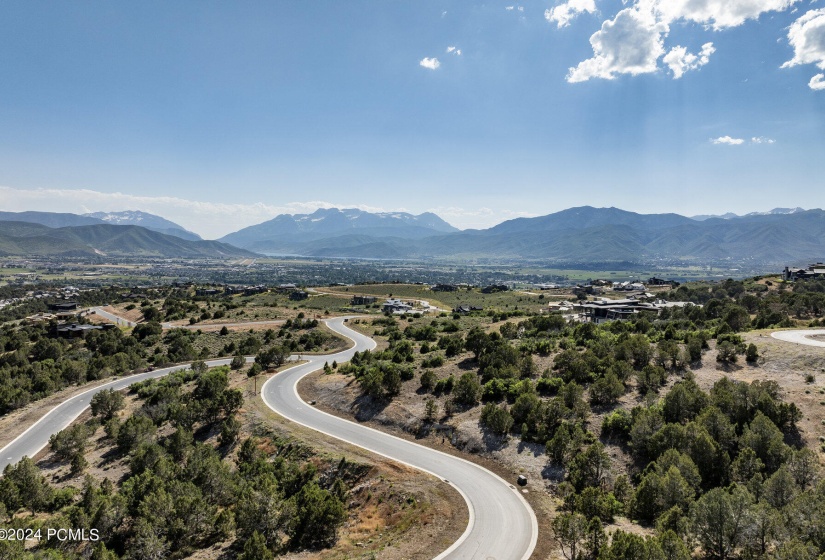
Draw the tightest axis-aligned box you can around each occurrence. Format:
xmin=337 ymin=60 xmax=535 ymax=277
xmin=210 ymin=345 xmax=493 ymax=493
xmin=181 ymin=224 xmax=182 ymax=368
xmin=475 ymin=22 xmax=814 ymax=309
xmin=0 ymin=317 xmax=538 ymax=560
xmin=770 ymin=329 xmax=825 ymax=347
xmin=263 ymin=317 xmax=538 ymax=560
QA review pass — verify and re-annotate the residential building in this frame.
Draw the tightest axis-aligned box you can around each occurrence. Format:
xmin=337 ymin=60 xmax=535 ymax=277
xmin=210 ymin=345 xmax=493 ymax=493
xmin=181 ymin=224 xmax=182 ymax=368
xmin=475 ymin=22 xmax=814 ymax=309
xmin=383 ymin=298 xmax=414 ymax=313
xmin=783 ymin=264 xmax=825 ymax=281
xmin=575 ymin=298 xmax=695 ymax=324
xmin=48 ymin=301 xmax=80 ymax=311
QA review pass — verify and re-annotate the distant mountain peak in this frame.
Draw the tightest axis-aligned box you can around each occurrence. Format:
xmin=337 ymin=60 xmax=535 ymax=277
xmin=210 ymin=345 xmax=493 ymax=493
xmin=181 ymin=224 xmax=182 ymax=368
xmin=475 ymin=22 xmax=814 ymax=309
xmin=219 ymin=207 xmax=459 ymax=251
xmin=691 ymin=207 xmax=811 ymax=221
xmin=0 ymin=220 xmax=253 ymax=258
xmin=84 ymin=210 xmax=201 ymax=240
xmin=745 ymin=207 xmax=807 ymax=217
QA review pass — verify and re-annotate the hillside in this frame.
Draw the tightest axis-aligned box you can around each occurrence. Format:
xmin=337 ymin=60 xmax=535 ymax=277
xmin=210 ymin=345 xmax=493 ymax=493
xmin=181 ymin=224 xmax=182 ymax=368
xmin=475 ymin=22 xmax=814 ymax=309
xmin=0 ymin=221 xmax=255 ymax=258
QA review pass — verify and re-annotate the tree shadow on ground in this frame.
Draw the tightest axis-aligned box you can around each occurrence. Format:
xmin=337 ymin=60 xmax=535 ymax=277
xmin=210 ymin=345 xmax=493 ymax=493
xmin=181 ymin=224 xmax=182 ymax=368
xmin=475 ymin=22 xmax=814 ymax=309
xmin=784 ymin=424 xmax=804 ymax=449
xmin=542 ymin=462 xmax=565 ymax=482
xmin=715 ymin=361 xmax=743 ymax=374
xmin=351 ymin=394 xmax=390 ymax=422
xmin=456 ymin=358 xmax=477 ymax=371
xmin=479 ymin=428 xmax=509 ymax=452
xmin=516 ymin=439 xmax=545 ymax=458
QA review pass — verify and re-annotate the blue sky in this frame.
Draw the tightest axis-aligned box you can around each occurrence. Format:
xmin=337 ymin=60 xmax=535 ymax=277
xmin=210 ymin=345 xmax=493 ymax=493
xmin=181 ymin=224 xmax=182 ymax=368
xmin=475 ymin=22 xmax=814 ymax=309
xmin=1 ymin=0 xmax=824 ymax=238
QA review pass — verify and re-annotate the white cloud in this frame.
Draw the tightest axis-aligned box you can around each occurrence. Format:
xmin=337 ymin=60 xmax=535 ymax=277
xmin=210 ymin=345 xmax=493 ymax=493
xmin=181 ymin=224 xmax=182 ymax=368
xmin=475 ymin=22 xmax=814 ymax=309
xmin=545 ymin=0 xmax=597 ymax=28
xmin=568 ymin=0 xmax=799 ymax=82
xmin=782 ymin=9 xmax=825 ymax=89
xmin=649 ymin=0 xmax=799 ymax=30
xmin=419 ymin=57 xmax=441 ymax=70
xmin=0 ymin=186 xmax=398 ymax=239
xmin=506 ymin=5 xmax=515 ymax=10
xmin=810 ymin=73 xmax=825 ymax=89
xmin=751 ymin=136 xmax=776 ymax=143
xmin=711 ymin=136 xmax=746 ymax=145
xmin=567 ymin=8 xmax=667 ymax=82
xmin=446 ymin=46 xmax=462 ymax=56
xmin=663 ymin=42 xmax=715 ymax=78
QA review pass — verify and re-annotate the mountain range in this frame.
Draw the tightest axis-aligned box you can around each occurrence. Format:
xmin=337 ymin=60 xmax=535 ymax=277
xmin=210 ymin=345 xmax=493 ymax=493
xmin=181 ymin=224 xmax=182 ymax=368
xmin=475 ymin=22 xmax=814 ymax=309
xmin=219 ymin=208 xmax=458 ymax=254
xmin=0 ymin=210 xmax=200 ymax=241
xmin=690 ymin=207 xmax=808 ymax=221
xmin=0 ymin=220 xmax=254 ymax=259
xmin=1 ymin=206 xmax=823 ymax=264
xmin=218 ymin=206 xmax=825 ymax=264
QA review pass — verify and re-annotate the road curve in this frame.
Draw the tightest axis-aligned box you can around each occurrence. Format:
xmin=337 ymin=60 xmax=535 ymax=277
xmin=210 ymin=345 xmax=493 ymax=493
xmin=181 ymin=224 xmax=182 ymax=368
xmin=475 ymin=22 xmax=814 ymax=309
xmin=771 ymin=329 xmax=825 ymax=347
xmin=0 ymin=357 xmax=237 ymax=471
xmin=262 ymin=317 xmax=538 ymax=560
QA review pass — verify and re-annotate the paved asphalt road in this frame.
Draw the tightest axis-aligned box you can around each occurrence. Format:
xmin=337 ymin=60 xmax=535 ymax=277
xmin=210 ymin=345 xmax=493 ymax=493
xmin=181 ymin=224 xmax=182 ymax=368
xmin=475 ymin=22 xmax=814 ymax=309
xmin=0 ymin=317 xmax=538 ymax=560
xmin=91 ymin=306 xmax=137 ymax=327
xmin=262 ymin=317 xmax=538 ymax=560
xmin=0 ymin=357 xmax=236 ymax=471
xmin=771 ymin=329 xmax=825 ymax=347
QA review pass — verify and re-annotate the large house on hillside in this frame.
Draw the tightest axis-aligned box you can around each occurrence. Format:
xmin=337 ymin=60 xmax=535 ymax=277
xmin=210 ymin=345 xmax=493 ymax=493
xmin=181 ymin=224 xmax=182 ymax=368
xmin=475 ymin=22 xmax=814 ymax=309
xmin=383 ymin=298 xmax=414 ymax=313
xmin=575 ymin=298 xmax=696 ymax=324
xmin=52 ymin=322 xmax=117 ymax=338
xmin=783 ymin=264 xmax=825 ymax=281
